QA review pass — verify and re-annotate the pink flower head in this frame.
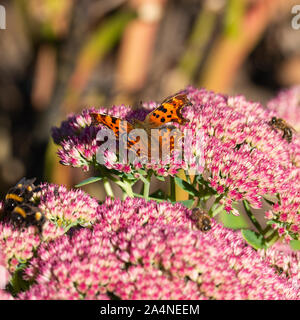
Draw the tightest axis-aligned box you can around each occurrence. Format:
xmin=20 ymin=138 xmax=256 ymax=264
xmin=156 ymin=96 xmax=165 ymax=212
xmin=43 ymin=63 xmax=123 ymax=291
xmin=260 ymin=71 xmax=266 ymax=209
xmin=38 ymin=183 xmax=100 ymax=233
xmin=20 ymin=198 xmax=300 ymax=300
xmin=0 ymin=223 xmax=40 ymax=273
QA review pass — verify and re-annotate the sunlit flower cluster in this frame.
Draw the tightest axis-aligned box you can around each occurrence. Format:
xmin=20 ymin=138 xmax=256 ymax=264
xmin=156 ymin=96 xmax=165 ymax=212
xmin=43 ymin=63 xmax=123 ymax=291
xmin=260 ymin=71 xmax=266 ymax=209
xmin=51 ymin=87 xmax=300 ymax=241
xmin=38 ymin=183 xmax=100 ymax=231
xmin=19 ymin=197 xmax=300 ymax=300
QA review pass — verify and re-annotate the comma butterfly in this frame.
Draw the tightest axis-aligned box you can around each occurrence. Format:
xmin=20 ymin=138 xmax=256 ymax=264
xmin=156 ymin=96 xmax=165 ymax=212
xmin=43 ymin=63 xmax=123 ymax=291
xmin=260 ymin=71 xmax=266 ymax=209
xmin=90 ymin=92 xmax=191 ymax=162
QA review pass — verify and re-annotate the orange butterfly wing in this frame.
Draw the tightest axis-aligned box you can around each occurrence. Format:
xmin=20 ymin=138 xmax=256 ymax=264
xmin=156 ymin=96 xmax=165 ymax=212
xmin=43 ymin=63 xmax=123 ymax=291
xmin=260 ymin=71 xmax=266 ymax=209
xmin=144 ymin=93 xmax=191 ymax=128
xmin=90 ymin=113 xmax=133 ymax=138
xmin=90 ymin=92 xmax=190 ymax=162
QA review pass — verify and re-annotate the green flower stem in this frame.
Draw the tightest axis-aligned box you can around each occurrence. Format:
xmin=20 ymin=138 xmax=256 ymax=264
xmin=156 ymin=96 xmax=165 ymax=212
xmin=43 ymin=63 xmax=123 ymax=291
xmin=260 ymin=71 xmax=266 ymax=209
xmin=98 ymin=166 xmax=134 ymax=199
xmin=139 ymin=172 xmax=152 ymax=201
xmin=170 ymin=176 xmax=176 ymax=202
xmin=243 ymin=200 xmax=264 ymax=234
xmin=265 ymin=230 xmax=279 ymax=248
xmin=210 ymin=204 xmax=225 ymax=217
xmin=262 ymin=225 xmax=273 ymax=237
xmin=102 ymin=177 xmax=115 ymax=198
xmin=119 ymin=179 xmax=134 ymax=198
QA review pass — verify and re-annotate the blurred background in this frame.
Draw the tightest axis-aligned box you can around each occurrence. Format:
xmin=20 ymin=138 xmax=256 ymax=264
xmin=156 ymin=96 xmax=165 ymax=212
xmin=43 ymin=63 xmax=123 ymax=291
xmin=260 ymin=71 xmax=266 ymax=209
xmin=0 ymin=0 xmax=299 ymax=200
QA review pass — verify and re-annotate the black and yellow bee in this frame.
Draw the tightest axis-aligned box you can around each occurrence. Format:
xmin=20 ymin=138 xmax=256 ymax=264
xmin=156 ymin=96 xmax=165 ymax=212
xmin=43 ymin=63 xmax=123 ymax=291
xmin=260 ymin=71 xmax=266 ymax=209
xmin=3 ymin=177 xmax=37 ymax=212
xmin=191 ymin=208 xmax=211 ymax=232
xmin=10 ymin=203 xmax=45 ymax=232
xmin=269 ymin=117 xmax=296 ymax=143
xmin=1 ymin=177 xmax=45 ymax=231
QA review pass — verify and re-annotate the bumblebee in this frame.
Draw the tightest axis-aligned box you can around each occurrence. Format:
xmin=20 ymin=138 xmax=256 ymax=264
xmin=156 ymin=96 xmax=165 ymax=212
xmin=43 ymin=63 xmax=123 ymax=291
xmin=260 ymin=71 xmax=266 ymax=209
xmin=3 ymin=177 xmax=39 ymax=213
xmin=10 ymin=203 xmax=45 ymax=231
xmin=191 ymin=208 xmax=211 ymax=232
xmin=269 ymin=117 xmax=296 ymax=143
xmin=1 ymin=177 xmax=45 ymax=231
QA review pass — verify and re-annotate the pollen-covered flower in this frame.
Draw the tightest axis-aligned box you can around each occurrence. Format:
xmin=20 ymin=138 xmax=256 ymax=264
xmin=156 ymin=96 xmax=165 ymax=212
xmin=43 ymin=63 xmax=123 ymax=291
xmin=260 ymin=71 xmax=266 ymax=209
xmin=19 ymin=198 xmax=300 ymax=300
xmin=267 ymin=85 xmax=300 ymax=131
xmin=37 ymin=183 xmax=100 ymax=232
xmin=0 ymin=224 xmax=40 ymax=273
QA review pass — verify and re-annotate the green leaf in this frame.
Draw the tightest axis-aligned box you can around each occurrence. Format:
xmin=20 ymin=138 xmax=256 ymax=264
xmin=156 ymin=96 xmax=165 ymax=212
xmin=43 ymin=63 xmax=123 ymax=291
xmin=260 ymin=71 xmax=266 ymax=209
xmin=75 ymin=176 xmax=102 ymax=187
xmin=137 ymin=169 xmax=147 ymax=176
xmin=123 ymin=172 xmax=136 ymax=181
xmin=155 ymin=175 xmax=165 ymax=181
xmin=220 ymin=211 xmax=248 ymax=230
xmin=266 ymin=220 xmax=277 ymax=225
xmin=174 ymin=177 xmax=199 ymax=197
xmin=290 ymin=240 xmax=300 ymax=251
xmin=178 ymin=199 xmax=194 ymax=209
xmin=241 ymin=229 xmax=266 ymax=250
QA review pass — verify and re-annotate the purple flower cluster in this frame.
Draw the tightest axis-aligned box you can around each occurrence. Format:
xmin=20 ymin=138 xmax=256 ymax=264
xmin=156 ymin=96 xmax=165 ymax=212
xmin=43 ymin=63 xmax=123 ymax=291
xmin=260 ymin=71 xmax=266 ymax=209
xmin=19 ymin=197 xmax=300 ymax=300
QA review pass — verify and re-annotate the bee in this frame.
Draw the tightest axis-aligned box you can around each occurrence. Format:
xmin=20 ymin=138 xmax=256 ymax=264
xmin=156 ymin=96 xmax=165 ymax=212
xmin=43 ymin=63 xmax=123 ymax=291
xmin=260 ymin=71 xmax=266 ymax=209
xmin=1 ymin=177 xmax=45 ymax=231
xmin=191 ymin=208 xmax=211 ymax=232
xmin=3 ymin=177 xmax=39 ymax=213
xmin=269 ymin=117 xmax=296 ymax=143
xmin=10 ymin=203 xmax=45 ymax=232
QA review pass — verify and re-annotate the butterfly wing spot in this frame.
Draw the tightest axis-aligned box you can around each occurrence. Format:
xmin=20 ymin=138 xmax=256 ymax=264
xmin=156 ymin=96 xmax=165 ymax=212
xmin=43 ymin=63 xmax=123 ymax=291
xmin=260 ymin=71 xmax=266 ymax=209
xmin=144 ymin=93 xmax=191 ymax=128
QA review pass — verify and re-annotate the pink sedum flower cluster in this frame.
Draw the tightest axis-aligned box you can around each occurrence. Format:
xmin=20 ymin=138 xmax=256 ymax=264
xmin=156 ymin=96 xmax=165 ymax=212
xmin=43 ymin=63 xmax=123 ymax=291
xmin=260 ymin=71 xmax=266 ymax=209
xmin=182 ymin=87 xmax=300 ymax=240
xmin=38 ymin=183 xmax=100 ymax=231
xmin=19 ymin=197 xmax=300 ymax=300
xmin=0 ymin=223 xmax=40 ymax=273
xmin=52 ymin=100 xmax=204 ymax=177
